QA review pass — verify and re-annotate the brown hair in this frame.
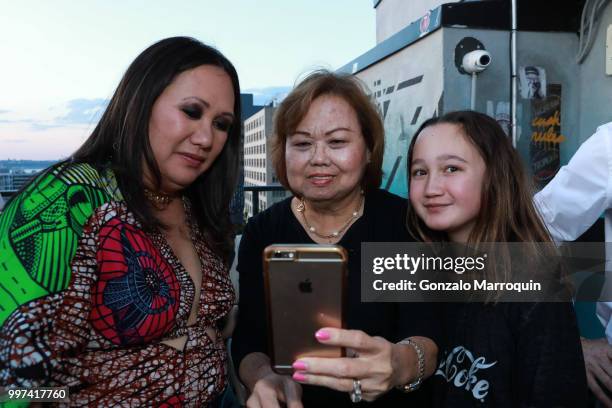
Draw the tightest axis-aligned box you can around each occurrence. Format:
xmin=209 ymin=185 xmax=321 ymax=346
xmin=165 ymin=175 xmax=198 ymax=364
xmin=271 ymin=70 xmax=384 ymax=194
xmin=406 ymin=111 xmax=558 ymax=301
xmin=73 ymin=37 xmax=241 ymax=263
xmin=406 ymin=110 xmax=551 ymax=244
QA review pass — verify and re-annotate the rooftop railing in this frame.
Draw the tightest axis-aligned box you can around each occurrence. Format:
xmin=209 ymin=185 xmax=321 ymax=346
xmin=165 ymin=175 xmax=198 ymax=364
xmin=1 ymin=185 xmax=289 ymax=216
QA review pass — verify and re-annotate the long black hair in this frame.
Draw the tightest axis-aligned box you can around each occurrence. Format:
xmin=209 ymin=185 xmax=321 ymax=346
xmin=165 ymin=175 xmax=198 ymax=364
xmin=72 ymin=36 xmax=242 ymax=262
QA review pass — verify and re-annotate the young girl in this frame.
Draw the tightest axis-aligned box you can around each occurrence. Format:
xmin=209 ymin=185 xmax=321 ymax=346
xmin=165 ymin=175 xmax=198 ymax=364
xmin=407 ymin=111 xmax=587 ymax=407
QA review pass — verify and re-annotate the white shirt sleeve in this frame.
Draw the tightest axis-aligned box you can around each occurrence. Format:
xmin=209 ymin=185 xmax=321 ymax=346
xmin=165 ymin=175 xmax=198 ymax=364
xmin=534 ymin=123 xmax=612 ymax=242
xmin=534 ymin=123 xmax=612 ymax=343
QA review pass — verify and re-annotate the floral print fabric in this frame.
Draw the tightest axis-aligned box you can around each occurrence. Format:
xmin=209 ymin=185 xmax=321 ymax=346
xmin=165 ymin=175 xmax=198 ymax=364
xmin=0 ymin=164 xmax=235 ymax=406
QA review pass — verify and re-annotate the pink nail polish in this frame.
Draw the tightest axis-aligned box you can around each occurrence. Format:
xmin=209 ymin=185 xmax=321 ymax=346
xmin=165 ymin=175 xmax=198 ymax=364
xmin=292 ymin=361 xmax=308 ymax=370
xmin=293 ymin=372 xmax=307 ymax=382
xmin=315 ymin=330 xmax=331 ymax=341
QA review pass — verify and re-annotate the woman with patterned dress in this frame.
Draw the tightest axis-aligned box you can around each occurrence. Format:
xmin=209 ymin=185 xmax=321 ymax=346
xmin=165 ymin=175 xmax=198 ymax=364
xmin=0 ymin=37 xmax=241 ymax=406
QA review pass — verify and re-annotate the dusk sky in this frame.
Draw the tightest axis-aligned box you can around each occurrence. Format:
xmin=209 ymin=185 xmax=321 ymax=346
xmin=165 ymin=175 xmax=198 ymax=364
xmin=0 ymin=1 xmax=375 ymax=160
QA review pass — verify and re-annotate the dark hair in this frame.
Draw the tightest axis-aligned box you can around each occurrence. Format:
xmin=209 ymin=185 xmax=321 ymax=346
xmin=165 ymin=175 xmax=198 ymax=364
xmin=406 ymin=111 xmax=560 ymax=302
xmin=270 ymin=70 xmax=384 ymax=194
xmin=406 ymin=110 xmax=551 ymax=244
xmin=72 ymin=36 xmax=241 ymax=262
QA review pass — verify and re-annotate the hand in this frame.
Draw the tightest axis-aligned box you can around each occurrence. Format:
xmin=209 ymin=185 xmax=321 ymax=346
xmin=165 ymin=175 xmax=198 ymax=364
xmin=582 ymin=337 xmax=612 ymax=408
xmin=246 ymin=371 xmax=303 ymax=408
xmin=290 ymin=328 xmax=415 ymax=402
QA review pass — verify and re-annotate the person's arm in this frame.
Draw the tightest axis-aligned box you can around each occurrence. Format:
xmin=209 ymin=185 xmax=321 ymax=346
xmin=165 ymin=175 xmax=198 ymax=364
xmin=290 ymin=328 xmax=438 ymax=401
xmin=0 ymin=167 xmax=108 ymax=385
xmin=239 ymin=352 xmax=303 ymax=408
xmin=534 ymin=124 xmax=612 ymax=242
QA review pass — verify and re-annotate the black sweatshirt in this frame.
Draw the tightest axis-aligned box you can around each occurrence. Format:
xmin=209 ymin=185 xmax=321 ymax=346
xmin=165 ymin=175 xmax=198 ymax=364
xmin=231 ymin=189 xmax=439 ymax=407
xmin=432 ymin=301 xmax=588 ymax=407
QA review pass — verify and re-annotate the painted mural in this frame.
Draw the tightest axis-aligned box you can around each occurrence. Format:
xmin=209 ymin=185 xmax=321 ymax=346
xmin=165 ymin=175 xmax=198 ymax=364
xmin=355 ymin=34 xmax=444 ymax=198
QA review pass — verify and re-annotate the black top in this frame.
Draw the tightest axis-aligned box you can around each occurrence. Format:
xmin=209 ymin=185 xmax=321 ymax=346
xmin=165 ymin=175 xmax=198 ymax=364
xmin=432 ymin=302 xmax=588 ymax=407
xmin=232 ymin=189 xmax=439 ymax=407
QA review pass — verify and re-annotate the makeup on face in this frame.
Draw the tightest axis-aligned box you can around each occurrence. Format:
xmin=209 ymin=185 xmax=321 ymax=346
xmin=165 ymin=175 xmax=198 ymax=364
xmin=285 ymin=94 xmax=369 ymax=205
xmin=146 ymin=65 xmax=235 ymax=194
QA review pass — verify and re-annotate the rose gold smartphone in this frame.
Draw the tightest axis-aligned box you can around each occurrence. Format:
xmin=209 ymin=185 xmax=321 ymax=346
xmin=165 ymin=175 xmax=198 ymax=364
xmin=263 ymin=244 xmax=348 ymax=374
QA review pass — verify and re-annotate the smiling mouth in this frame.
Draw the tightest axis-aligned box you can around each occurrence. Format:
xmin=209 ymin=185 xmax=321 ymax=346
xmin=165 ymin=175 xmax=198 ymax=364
xmin=179 ymin=153 xmax=205 ymax=166
xmin=307 ymin=174 xmax=335 ymax=186
xmin=424 ymin=203 xmax=451 ymax=209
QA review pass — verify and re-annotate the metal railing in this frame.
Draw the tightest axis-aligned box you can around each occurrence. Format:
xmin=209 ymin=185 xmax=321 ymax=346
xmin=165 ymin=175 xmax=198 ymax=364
xmin=1 ymin=186 xmax=289 ymax=215
xmin=243 ymin=185 xmax=287 ymax=215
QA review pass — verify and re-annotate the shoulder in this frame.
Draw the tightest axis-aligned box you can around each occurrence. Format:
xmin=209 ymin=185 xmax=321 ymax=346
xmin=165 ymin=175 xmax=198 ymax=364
xmin=363 ymin=189 xmax=412 ymax=241
xmin=0 ymin=162 xmax=119 ymax=249
xmin=365 ymin=188 xmax=407 ymax=217
xmin=595 ymin=122 xmax=612 ymax=136
xmin=243 ymin=196 xmax=293 ymax=239
xmin=575 ymin=122 xmax=612 ymax=160
xmin=2 ymin=162 xmax=112 ymax=215
xmin=26 ymin=162 xmax=117 ymax=197
xmin=367 ymin=188 xmax=406 ymax=205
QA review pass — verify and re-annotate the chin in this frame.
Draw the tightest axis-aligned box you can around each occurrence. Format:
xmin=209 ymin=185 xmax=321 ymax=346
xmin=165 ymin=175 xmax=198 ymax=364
xmin=164 ymin=175 xmax=198 ymax=192
xmin=422 ymin=218 xmax=451 ymax=232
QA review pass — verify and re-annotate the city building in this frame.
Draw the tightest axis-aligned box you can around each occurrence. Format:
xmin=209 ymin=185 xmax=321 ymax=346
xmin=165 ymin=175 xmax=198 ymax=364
xmin=340 ymin=0 xmax=602 ymax=197
xmin=229 ymin=94 xmax=264 ymax=226
xmin=243 ymin=105 xmax=288 ymax=219
xmin=0 ymin=172 xmax=36 ymax=193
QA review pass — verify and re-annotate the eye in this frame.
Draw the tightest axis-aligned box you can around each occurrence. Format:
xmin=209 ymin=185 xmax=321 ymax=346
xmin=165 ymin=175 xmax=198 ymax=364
xmin=411 ymin=168 xmax=426 ymax=177
xmin=182 ymin=105 xmax=202 ymax=120
xmin=213 ymin=117 xmax=233 ymax=132
xmin=329 ymin=139 xmax=347 ymax=147
xmin=444 ymin=166 xmax=459 ymax=173
xmin=289 ymin=137 xmax=312 ymax=149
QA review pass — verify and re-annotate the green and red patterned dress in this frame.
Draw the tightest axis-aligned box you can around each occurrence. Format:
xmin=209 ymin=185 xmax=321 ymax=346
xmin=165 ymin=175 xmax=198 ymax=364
xmin=0 ymin=163 xmax=235 ymax=406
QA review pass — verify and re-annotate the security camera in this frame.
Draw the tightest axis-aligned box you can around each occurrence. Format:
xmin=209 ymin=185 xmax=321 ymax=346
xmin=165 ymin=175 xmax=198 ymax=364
xmin=462 ymin=50 xmax=492 ymax=74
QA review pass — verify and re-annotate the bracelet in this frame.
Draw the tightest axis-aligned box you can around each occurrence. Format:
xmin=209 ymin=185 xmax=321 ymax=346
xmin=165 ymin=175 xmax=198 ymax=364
xmin=395 ymin=338 xmax=425 ymax=393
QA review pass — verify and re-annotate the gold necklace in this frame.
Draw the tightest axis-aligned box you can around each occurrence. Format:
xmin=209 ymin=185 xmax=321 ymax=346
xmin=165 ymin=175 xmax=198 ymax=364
xmin=144 ymin=188 xmax=174 ymax=210
xmin=296 ymin=192 xmax=364 ymax=241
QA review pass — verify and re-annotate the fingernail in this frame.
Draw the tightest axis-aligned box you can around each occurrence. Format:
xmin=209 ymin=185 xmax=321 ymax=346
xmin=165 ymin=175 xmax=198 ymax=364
xmin=292 ymin=372 xmax=307 ymax=382
xmin=292 ymin=360 xmax=308 ymax=370
xmin=315 ymin=330 xmax=331 ymax=341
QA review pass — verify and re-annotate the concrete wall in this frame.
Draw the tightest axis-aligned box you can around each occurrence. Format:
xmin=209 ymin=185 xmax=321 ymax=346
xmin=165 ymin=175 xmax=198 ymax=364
xmin=375 ymin=0 xmax=459 ymax=43
xmin=351 ymin=26 xmax=582 ymax=196
xmin=356 ymin=30 xmax=444 ymax=197
xmin=442 ymin=28 xmax=580 ymax=168
xmin=577 ymin=3 xmax=612 ymax=142
xmin=361 ymin=1 xmax=612 ymax=194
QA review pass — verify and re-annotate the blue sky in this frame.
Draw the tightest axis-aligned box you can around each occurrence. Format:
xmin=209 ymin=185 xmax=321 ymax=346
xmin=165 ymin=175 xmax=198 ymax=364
xmin=0 ymin=1 xmax=375 ymax=159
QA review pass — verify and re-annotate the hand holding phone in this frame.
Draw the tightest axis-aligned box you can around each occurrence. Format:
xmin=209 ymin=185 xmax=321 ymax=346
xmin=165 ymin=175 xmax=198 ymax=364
xmin=263 ymin=244 xmax=347 ymax=374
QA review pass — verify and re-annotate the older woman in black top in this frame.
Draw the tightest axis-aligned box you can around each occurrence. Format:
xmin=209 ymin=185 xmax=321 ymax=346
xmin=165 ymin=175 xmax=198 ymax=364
xmin=232 ymin=70 xmax=440 ymax=407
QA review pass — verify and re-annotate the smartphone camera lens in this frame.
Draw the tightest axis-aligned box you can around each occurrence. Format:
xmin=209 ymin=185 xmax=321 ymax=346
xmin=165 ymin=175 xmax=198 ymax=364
xmin=274 ymin=251 xmax=296 ymax=259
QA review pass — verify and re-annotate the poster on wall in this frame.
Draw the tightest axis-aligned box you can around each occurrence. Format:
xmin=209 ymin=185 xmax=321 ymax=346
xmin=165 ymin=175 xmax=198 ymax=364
xmin=529 ymin=84 xmax=565 ymax=189
xmin=519 ymin=66 xmax=547 ymax=100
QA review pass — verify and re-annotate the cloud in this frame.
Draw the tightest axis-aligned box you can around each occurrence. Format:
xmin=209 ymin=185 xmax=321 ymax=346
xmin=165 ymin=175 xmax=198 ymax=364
xmin=0 ymin=110 xmax=10 ymax=115
xmin=243 ymin=86 xmax=291 ymax=105
xmin=54 ymin=98 xmax=108 ymax=126
xmin=4 ymin=98 xmax=110 ymax=131
xmin=0 ymin=98 xmax=108 ymax=131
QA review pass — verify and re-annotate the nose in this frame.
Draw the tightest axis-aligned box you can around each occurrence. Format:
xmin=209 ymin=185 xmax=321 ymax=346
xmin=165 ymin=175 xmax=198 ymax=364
xmin=309 ymin=141 xmax=330 ymax=165
xmin=424 ymin=173 xmax=443 ymax=197
xmin=190 ymin=121 xmax=214 ymax=150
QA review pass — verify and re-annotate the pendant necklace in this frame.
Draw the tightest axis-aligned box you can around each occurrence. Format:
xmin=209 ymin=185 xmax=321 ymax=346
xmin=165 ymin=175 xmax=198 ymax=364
xmin=296 ymin=191 xmax=364 ymax=242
